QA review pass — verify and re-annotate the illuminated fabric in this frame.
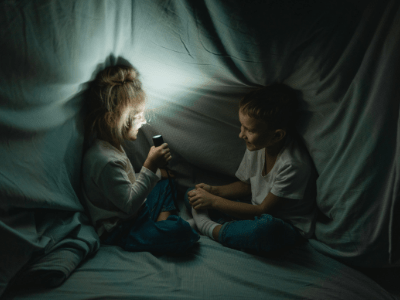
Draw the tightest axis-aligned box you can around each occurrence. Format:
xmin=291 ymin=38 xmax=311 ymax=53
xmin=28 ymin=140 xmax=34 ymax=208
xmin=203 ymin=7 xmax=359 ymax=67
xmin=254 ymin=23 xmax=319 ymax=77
xmin=0 ymin=0 xmax=399 ymax=298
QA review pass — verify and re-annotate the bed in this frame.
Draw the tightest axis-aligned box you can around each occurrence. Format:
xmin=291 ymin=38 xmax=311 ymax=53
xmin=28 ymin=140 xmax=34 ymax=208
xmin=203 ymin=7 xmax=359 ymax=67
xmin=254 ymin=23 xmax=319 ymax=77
xmin=1 ymin=0 xmax=399 ymax=299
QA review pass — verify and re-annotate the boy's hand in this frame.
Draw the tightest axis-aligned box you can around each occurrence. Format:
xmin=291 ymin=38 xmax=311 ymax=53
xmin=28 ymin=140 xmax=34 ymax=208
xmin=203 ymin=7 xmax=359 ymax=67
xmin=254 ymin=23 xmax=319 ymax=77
xmin=188 ymin=188 xmax=216 ymax=210
xmin=160 ymin=168 xmax=175 ymax=179
xmin=195 ymin=183 xmax=215 ymax=195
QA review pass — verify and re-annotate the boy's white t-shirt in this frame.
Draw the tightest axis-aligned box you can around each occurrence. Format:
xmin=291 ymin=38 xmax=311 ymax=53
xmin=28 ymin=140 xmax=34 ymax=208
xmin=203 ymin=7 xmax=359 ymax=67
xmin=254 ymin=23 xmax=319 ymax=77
xmin=81 ymin=139 xmax=161 ymax=237
xmin=235 ymin=135 xmax=317 ymax=238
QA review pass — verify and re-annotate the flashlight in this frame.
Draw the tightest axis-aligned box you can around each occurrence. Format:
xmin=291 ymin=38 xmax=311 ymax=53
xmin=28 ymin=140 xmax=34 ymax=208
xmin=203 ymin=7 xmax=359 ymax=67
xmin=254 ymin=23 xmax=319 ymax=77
xmin=152 ymin=135 xmax=179 ymax=212
xmin=152 ymin=135 xmax=164 ymax=147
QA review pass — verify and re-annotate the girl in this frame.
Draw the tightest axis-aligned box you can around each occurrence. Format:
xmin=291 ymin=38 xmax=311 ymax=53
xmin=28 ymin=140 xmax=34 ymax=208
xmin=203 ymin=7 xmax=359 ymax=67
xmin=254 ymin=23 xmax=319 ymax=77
xmin=81 ymin=64 xmax=199 ymax=255
xmin=185 ymin=83 xmax=317 ymax=254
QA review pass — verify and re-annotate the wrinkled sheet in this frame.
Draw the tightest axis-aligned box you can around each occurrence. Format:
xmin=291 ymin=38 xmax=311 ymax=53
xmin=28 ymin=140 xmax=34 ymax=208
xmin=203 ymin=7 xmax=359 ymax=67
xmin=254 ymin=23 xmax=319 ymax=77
xmin=3 ymin=238 xmax=398 ymax=300
xmin=0 ymin=0 xmax=399 ymax=298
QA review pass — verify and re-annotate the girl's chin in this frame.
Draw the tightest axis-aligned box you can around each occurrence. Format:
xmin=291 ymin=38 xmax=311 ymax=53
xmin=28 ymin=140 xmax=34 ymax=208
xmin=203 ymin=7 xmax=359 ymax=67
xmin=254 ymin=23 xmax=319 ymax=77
xmin=127 ymin=130 xmax=139 ymax=141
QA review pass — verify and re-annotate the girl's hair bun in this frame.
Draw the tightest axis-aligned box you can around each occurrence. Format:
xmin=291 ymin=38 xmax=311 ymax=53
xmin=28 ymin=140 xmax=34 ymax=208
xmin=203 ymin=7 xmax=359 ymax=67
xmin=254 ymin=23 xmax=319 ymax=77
xmin=85 ymin=64 xmax=146 ymax=146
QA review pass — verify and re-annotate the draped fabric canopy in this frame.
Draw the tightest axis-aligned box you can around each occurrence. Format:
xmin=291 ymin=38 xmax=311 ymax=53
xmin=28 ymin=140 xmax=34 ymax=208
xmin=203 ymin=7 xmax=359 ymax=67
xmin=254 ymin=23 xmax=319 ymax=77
xmin=0 ymin=0 xmax=399 ymax=296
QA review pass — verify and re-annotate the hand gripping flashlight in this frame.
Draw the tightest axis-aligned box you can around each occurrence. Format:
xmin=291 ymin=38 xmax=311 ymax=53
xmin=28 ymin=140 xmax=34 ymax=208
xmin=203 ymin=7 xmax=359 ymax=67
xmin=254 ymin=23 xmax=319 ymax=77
xmin=152 ymin=135 xmax=179 ymax=212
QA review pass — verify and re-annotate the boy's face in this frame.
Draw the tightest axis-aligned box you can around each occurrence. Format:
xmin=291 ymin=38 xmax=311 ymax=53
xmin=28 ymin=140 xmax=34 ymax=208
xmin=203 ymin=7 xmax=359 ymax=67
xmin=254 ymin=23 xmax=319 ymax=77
xmin=238 ymin=109 xmax=275 ymax=151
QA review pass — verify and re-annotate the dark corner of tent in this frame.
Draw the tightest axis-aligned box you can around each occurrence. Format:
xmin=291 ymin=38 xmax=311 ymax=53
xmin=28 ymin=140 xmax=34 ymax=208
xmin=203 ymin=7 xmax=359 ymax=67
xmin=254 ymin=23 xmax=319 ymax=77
xmin=0 ymin=0 xmax=399 ymax=299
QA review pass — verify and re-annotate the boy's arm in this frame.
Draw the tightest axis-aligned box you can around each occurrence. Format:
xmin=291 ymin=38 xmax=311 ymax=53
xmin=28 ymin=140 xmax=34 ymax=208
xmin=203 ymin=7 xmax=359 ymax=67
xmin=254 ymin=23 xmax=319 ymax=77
xmin=212 ymin=181 xmax=252 ymax=199
xmin=189 ymin=186 xmax=284 ymax=220
xmin=212 ymin=192 xmax=283 ymax=220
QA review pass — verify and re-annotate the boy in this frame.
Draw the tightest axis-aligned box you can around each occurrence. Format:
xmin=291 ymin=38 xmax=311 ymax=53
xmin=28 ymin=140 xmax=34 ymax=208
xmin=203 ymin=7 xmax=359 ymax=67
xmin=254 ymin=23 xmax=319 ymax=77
xmin=185 ymin=83 xmax=317 ymax=253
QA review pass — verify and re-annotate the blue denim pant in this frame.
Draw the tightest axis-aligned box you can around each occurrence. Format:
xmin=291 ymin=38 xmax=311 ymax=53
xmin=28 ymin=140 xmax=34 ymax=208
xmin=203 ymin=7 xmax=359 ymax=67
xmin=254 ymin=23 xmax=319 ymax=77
xmin=184 ymin=187 xmax=302 ymax=254
xmin=102 ymin=180 xmax=200 ymax=255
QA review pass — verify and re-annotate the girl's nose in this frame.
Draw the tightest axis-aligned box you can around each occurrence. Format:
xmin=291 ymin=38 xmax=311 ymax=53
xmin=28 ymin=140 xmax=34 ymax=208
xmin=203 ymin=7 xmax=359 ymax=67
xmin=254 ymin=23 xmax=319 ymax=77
xmin=139 ymin=114 xmax=146 ymax=126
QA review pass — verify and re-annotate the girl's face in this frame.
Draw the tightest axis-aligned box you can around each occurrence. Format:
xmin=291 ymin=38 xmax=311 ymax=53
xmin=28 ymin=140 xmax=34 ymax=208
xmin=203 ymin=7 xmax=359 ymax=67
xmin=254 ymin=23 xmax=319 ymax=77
xmin=238 ymin=109 xmax=276 ymax=151
xmin=124 ymin=107 xmax=146 ymax=141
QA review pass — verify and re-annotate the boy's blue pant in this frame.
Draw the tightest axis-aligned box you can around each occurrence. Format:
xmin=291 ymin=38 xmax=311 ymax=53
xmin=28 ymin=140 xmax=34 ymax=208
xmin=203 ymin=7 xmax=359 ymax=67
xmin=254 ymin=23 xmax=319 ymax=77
xmin=184 ymin=187 xmax=302 ymax=254
xmin=102 ymin=180 xmax=199 ymax=255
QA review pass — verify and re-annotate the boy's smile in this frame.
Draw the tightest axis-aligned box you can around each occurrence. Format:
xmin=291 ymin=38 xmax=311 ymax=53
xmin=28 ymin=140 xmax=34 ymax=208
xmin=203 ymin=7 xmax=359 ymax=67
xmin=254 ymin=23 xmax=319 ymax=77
xmin=238 ymin=109 xmax=274 ymax=151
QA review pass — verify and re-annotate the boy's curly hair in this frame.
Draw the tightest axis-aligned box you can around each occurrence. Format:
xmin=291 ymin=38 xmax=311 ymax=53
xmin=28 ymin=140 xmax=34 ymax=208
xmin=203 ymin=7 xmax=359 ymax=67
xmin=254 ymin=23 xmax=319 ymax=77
xmin=239 ymin=83 xmax=298 ymax=133
xmin=85 ymin=65 xmax=146 ymax=146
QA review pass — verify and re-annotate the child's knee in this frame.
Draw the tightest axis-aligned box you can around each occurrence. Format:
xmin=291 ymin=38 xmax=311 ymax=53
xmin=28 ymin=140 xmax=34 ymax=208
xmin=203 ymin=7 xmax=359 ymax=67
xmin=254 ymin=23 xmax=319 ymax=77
xmin=254 ymin=216 xmax=300 ymax=250
xmin=255 ymin=215 xmax=286 ymax=236
xmin=156 ymin=179 xmax=170 ymax=191
xmin=159 ymin=215 xmax=200 ymax=240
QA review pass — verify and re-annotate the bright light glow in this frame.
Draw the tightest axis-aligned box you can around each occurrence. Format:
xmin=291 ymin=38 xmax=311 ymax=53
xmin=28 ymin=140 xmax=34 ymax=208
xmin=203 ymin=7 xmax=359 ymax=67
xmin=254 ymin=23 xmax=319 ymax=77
xmin=143 ymin=62 xmax=208 ymax=111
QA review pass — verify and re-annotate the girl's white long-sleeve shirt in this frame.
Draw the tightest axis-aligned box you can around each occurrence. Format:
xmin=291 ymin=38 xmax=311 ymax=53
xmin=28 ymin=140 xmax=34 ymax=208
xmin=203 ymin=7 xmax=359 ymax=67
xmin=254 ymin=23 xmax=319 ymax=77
xmin=81 ymin=139 xmax=161 ymax=237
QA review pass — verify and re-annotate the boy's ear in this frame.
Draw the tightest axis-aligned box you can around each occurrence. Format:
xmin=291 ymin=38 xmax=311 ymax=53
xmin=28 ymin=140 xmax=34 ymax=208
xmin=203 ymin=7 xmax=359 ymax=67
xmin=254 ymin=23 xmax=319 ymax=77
xmin=274 ymin=129 xmax=286 ymax=142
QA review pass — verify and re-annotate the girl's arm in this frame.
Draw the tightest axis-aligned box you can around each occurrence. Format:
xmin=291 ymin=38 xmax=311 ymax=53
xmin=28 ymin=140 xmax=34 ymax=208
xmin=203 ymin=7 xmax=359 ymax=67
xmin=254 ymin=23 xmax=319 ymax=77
xmin=99 ymin=161 xmax=160 ymax=216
